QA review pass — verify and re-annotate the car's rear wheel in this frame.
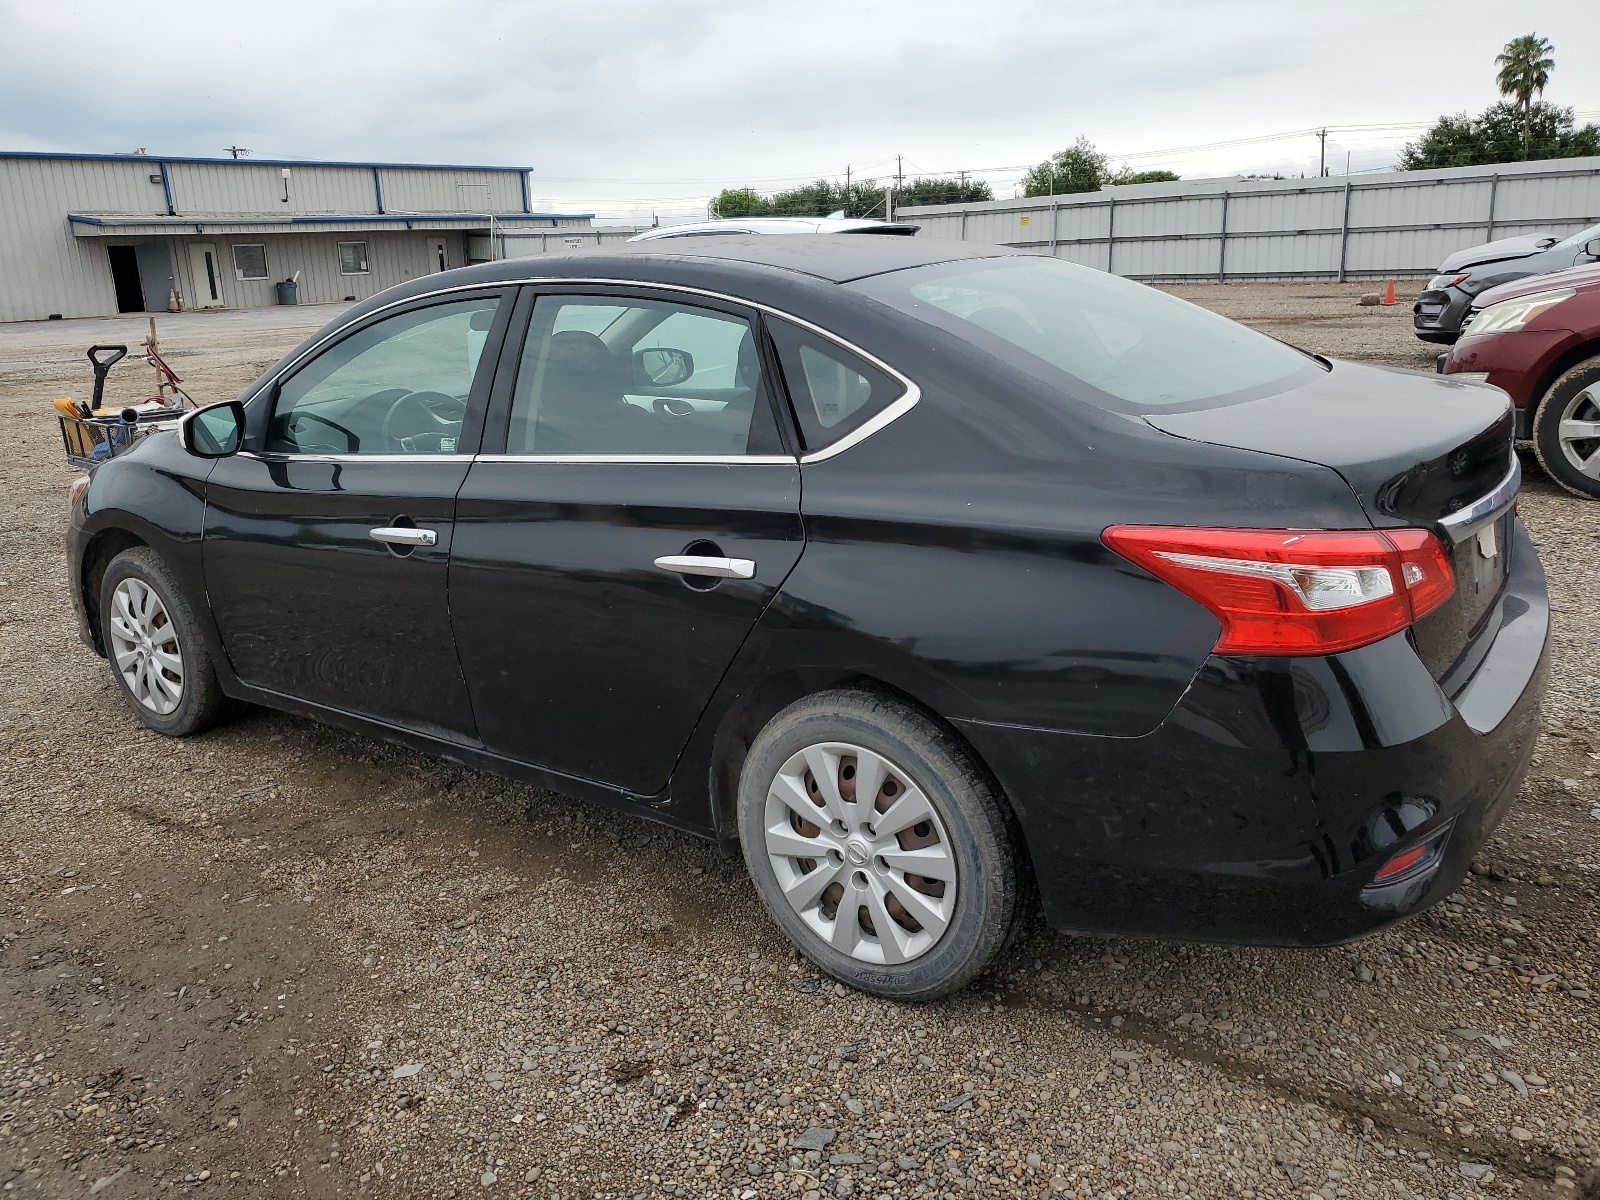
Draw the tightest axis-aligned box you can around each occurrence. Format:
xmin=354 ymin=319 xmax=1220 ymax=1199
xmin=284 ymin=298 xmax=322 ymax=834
xmin=1532 ymin=356 xmax=1600 ymax=500
xmin=737 ymin=690 xmax=1024 ymax=1000
xmin=100 ymin=547 xmax=230 ymax=736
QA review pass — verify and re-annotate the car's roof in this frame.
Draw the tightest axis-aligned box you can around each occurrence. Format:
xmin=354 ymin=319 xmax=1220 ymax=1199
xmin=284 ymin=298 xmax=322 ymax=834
xmin=419 ymin=234 xmax=1013 ymax=290
xmin=629 ymin=217 xmax=919 ymax=241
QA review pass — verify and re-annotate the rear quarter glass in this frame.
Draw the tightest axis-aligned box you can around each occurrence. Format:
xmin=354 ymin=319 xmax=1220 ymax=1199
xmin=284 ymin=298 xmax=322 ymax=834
xmin=849 ymin=256 xmax=1323 ymax=415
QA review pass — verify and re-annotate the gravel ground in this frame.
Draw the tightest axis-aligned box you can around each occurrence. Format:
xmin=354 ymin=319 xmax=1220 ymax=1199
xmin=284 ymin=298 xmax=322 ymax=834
xmin=1 ymin=281 xmax=1596 ymax=1200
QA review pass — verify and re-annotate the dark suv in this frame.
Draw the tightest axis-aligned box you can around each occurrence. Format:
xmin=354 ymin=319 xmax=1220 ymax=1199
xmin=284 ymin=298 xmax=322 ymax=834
xmin=1414 ymin=221 xmax=1600 ymax=344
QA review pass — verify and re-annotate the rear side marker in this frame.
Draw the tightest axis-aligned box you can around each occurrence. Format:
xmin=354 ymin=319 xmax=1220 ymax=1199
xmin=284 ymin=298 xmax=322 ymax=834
xmin=1103 ymin=526 xmax=1456 ymax=656
xmin=1361 ymin=824 xmax=1454 ymax=908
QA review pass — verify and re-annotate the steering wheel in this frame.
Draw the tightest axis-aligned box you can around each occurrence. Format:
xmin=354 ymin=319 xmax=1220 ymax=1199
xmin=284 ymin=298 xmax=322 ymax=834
xmin=284 ymin=410 xmax=360 ymax=453
xmin=381 ymin=390 xmax=467 ymax=451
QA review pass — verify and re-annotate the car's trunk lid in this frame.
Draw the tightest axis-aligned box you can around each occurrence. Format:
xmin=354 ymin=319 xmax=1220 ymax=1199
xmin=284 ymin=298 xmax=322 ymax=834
xmin=1145 ymin=360 xmax=1517 ymax=685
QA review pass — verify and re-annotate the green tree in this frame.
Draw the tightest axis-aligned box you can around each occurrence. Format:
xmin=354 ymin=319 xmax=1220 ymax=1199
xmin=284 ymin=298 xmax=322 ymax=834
xmin=1398 ymin=101 xmax=1600 ymax=169
xmin=1105 ymin=167 xmax=1180 ymax=186
xmin=894 ymin=177 xmax=994 ymax=208
xmin=711 ymin=187 xmax=771 ymax=217
xmin=1021 ymin=140 xmax=1179 ymax=196
xmin=1496 ymin=33 xmax=1555 ymax=150
xmin=713 ymin=176 xmax=993 ymax=219
xmin=1022 ymin=137 xmax=1108 ymax=196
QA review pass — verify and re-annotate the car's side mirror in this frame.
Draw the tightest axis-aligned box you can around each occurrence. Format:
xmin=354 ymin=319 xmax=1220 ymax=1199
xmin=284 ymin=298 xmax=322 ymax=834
xmin=181 ymin=401 xmax=246 ymax=458
xmin=633 ymin=347 xmax=694 ymax=388
xmin=1587 ymin=237 xmax=1600 ymax=259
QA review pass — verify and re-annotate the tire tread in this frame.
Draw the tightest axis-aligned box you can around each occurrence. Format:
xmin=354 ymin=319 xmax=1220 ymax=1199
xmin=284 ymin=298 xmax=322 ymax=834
xmin=101 ymin=547 xmax=230 ymax=737
xmin=1531 ymin=355 xmax=1600 ymax=500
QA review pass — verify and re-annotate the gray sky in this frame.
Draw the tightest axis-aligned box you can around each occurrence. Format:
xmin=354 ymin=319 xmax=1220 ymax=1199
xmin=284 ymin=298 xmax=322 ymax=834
xmin=2 ymin=0 xmax=1596 ymax=224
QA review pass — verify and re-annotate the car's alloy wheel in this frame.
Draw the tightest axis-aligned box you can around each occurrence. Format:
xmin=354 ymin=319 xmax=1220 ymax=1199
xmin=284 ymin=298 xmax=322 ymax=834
xmin=99 ymin=547 xmax=231 ymax=737
xmin=738 ymin=690 xmax=1025 ymax=1000
xmin=1553 ymin=385 xmax=1600 ymax=479
xmin=107 ymin=576 xmax=185 ymax=715
xmin=763 ymin=741 xmax=958 ymax=965
xmin=1533 ymin=357 xmax=1600 ymax=500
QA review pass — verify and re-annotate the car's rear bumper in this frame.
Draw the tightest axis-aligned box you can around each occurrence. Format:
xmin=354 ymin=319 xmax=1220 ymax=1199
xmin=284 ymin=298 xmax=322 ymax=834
xmin=956 ymin=516 xmax=1549 ymax=947
xmin=1414 ymin=288 xmax=1472 ymax=343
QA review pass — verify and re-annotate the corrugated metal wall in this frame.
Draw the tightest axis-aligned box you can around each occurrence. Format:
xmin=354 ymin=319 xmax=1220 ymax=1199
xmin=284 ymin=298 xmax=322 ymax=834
xmin=167 ymin=230 xmax=464 ymax=310
xmin=896 ymin=156 xmax=1600 ymax=281
xmin=382 ymin=169 xmax=523 ymax=215
xmin=0 ymin=156 xmax=541 ymax=322
xmin=0 ymin=157 xmax=159 ymax=321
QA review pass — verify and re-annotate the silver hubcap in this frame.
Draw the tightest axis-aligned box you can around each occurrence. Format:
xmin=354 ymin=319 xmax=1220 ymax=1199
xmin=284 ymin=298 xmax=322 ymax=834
xmin=763 ymin=742 xmax=957 ymax=965
xmin=1557 ymin=384 xmax=1600 ymax=480
xmin=108 ymin=577 xmax=184 ymax=716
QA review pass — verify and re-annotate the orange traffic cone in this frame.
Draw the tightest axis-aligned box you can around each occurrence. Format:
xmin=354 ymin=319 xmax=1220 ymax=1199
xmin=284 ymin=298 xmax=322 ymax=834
xmin=1381 ymin=278 xmax=1396 ymax=306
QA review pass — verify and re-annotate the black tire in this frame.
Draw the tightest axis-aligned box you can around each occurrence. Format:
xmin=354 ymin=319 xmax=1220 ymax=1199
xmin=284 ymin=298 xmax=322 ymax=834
xmin=737 ymin=689 xmax=1025 ymax=1000
xmin=1532 ymin=355 xmax=1600 ymax=500
xmin=99 ymin=547 xmax=230 ymax=736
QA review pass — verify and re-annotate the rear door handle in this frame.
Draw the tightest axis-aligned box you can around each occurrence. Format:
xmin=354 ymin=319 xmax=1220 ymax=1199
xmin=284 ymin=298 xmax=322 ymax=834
xmin=653 ymin=554 xmax=755 ymax=580
xmin=370 ymin=526 xmax=437 ymax=547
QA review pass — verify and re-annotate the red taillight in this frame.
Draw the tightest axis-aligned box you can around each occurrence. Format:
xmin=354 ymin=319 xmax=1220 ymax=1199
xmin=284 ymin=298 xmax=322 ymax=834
xmin=1102 ymin=526 xmax=1456 ymax=656
xmin=1371 ymin=844 xmax=1429 ymax=883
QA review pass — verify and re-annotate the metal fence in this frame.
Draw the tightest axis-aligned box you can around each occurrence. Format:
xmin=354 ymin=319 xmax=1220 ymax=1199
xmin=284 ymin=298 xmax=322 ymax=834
xmin=894 ymin=156 xmax=1600 ymax=282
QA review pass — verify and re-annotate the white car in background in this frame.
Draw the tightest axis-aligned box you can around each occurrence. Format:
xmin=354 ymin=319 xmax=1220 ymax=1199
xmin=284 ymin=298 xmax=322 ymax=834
xmin=628 ymin=215 xmax=918 ymax=241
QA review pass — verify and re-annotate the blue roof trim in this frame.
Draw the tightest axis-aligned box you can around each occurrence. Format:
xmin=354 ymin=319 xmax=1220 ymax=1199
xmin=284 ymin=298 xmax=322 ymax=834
xmin=68 ymin=212 xmax=592 ymax=226
xmin=5 ymin=150 xmax=535 ymax=172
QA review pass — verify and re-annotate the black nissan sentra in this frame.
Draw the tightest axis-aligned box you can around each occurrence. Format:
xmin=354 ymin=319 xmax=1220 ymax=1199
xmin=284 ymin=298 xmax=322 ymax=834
xmin=68 ymin=236 xmax=1548 ymax=999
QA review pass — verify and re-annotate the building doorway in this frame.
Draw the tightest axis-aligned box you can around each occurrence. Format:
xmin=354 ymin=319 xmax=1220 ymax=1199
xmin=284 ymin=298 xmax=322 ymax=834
xmin=187 ymin=242 xmax=225 ymax=309
xmin=107 ymin=245 xmax=144 ymax=313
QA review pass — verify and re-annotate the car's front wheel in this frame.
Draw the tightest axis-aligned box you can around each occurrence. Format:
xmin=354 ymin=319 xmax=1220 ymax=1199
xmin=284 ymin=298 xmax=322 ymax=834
xmin=100 ymin=547 xmax=230 ymax=736
xmin=1533 ymin=355 xmax=1600 ymax=500
xmin=737 ymin=690 xmax=1025 ymax=1000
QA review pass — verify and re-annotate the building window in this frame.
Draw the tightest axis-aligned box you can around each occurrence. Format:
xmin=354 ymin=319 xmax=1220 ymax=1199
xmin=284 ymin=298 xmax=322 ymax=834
xmin=339 ymin=242 xmax=370 ymax=275
xmin=232 ymin=244 xmax=268 ymax=281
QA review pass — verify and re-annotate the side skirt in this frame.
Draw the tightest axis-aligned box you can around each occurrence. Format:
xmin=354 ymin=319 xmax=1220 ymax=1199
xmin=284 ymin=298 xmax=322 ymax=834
xmin=218 ymin=679 xmax=718 ymax=842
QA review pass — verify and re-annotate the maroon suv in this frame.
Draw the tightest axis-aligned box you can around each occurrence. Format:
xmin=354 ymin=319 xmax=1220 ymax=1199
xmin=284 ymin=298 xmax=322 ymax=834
xmin=1442 ymin=262 xmax=1600 ymax=499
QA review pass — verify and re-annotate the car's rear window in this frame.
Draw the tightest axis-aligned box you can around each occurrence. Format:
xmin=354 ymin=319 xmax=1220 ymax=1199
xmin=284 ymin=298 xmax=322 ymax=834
xmin=850 ymin=256 xmax=1319 ymax=412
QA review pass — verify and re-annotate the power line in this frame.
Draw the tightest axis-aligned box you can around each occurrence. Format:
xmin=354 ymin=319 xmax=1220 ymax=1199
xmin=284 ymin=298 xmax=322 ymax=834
xmin=528 ymin=109 xmax=1600 ymax=200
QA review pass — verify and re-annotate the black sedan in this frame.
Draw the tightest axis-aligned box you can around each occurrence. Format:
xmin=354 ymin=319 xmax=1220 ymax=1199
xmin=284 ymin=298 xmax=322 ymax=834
xmin=68 ymin=236 xmax=1548 ymax=999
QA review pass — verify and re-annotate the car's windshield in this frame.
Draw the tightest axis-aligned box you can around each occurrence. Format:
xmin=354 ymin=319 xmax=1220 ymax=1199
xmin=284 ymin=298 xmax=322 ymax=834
xmin=1553 ymin=221 xmax=1600 ymax=251
xmin=850 ymin=256 xmax=1317 ymax=412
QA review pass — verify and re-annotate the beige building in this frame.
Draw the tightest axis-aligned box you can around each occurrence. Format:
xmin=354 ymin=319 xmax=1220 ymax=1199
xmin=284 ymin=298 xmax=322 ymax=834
xmin=0 ymin=152 xmax=593 ymax=322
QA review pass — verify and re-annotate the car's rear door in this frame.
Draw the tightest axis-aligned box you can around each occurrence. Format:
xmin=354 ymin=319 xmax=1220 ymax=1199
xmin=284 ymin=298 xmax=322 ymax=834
xmin=447 ymin=285 xmax=804 ymax=795
xmin=203 ymin=288 xmax=513 ymax=741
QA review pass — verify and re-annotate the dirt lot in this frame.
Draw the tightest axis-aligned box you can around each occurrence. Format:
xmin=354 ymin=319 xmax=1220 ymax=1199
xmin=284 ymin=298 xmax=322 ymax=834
xmin=1 ymin=282 xmax=1597 ymax=1200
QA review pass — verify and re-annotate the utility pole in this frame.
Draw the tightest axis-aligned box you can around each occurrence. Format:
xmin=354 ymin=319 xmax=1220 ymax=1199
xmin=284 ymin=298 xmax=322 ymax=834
xmin=224 ymin=146 xmax=250 ymax=159
xmin=845 ymin=164 xmax=850 ymax=215
xmin=1318 ymin=128 xmax=1327 ymax=177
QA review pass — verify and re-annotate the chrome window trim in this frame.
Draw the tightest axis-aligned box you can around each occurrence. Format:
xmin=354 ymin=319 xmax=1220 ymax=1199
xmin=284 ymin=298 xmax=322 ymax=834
xmin=247 ymin=277 xmax=921 ymax=463
xmin=1437 ymin=450 xmax=1521 ymax=543
xmin=474 ymin=454 xmax=796 ymax=465
xmin=238 ymin=451 xmax=477 ymax=464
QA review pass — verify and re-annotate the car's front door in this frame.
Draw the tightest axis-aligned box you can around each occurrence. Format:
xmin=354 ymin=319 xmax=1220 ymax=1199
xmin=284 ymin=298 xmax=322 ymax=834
xmin=448 ymin=287 xmax=805 ymax=794
xmin=203 ymin=290 xmax=512 ymax=741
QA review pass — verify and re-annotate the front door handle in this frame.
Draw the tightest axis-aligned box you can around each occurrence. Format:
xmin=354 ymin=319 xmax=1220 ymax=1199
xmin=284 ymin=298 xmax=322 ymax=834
xmin=370 ymin=526 xmax=437 ymax=547
xmin=653 ymin=554 xmax=755 ymax=580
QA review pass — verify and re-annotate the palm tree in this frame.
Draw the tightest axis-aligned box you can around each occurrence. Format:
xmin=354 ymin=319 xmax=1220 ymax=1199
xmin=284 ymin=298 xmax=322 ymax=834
xmin=1495 ymin=34 xmax=1555 ymax=152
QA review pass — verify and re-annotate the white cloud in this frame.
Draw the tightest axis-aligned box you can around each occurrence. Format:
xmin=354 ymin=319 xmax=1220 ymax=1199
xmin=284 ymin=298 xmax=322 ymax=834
xmin=1 ymin=0 xmax=1595 ymax=222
